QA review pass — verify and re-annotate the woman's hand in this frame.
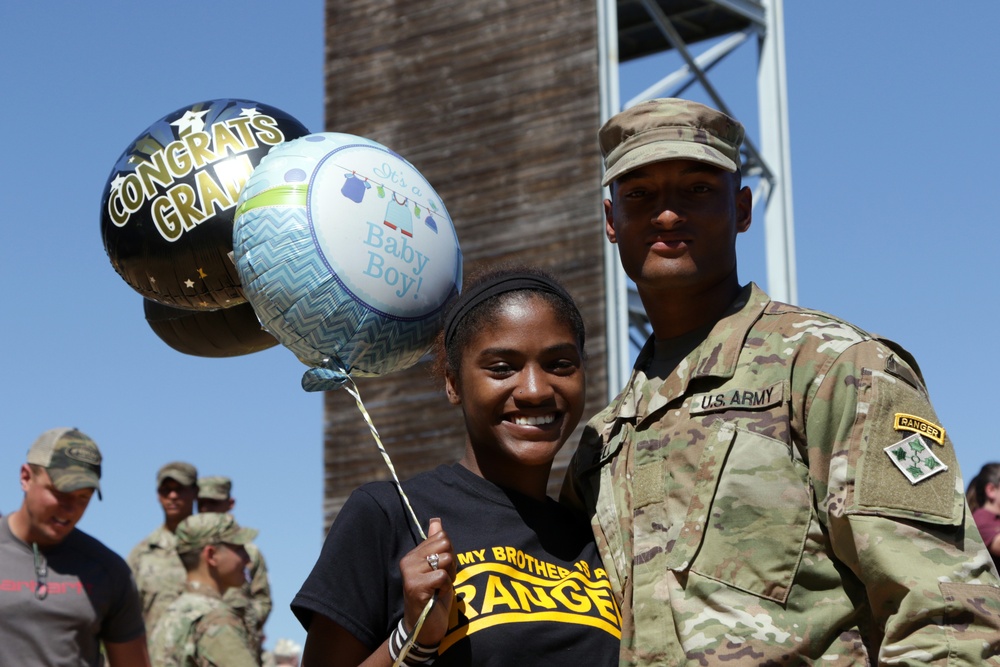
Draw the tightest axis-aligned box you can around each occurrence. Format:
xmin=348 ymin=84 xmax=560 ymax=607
xmin=398 ymin=517 xmax=456 ymax=646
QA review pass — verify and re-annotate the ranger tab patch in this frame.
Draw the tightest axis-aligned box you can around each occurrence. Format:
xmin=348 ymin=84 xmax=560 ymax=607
xmin=893 ymin=413 xmax=945 ymax=445
xmin=884 ymin=433 xmax=948 ymax=484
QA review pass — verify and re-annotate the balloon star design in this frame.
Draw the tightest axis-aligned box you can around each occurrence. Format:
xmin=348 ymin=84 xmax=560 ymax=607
xmin=148 ymin=276 xmax=157 ymax=285
xmin=171 ymin=109 xmax=210 ymax=136
xmin=184 ymin=279 xmax=195 ymax=289
xmin=197 ymin=268 xmax=208 ymax=279
xmin=109 ymin=174 xmax=126 ymax=192
xmin=239 ymin=107 xmax=262 ymax=119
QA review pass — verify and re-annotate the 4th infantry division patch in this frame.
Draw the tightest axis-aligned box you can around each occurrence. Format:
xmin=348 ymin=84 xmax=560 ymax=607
xmin=884 ymin=433 xmax=949 ymax=484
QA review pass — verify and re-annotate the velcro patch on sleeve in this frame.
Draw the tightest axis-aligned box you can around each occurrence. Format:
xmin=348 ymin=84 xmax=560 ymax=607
xmin=854 ymin=372 xmax=962 ymax=524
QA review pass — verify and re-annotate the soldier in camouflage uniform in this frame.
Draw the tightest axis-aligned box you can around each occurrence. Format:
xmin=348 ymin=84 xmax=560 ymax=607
xmin=129 ymin=461 xmax=198 ymax=633
xmin=562 ymin=98 xmax=1000 ymax=664
xmin=197 ymin=476 xmax=272 ymax=658
xmin=149 ymin=512 xmax=260 ymax=667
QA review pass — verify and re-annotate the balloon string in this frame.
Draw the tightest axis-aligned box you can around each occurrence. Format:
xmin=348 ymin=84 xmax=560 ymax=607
xmin=392 ymin=598 xmax=435 ymax=667
xmin=341 ymin=375 xmax=426 ymax=541
xmin=341 ymin=376 xmax=435 ymax=664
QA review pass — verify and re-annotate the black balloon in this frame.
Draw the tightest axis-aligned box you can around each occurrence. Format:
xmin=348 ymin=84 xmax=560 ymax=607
xmin=143 ymin=298 xmax=278 ymax=358
xmin=101 ymin=99 xmax=309 ymax=310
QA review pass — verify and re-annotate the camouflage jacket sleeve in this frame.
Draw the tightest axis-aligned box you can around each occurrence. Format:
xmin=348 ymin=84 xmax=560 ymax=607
xmin=127 ymin=536 xmax=155 ymax=622
xmin=128 ymin=527 xmax=186 ymax=632
xmin=805 ymin=336 xmax=1000 ymax=663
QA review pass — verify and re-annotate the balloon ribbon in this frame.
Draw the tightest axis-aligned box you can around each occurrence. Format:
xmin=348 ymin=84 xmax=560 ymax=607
xmin=305 ymin=361 xmax=436 ymax=665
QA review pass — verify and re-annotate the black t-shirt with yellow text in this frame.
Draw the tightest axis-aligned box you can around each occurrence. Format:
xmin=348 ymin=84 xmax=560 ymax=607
xmin=292 ymin=463 xmax=621 ymax=665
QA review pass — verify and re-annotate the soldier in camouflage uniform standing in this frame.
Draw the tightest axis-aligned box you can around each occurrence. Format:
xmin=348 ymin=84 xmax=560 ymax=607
xmin=129 ymin=461 xmax=198 ymax=633
xmin=149 ymin=512 xmax=260 ymax=666
xmin=197 ymin=476 xmax=271 ymax=659
xmin=562 ymin=98 xmax=1000 ymax=664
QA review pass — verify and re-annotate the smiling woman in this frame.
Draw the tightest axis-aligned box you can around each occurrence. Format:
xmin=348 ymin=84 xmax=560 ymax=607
xmin=440 ymin=269 xmax=586 ymax=498
xmin=292 ymin=265 xmax=621 ymax=667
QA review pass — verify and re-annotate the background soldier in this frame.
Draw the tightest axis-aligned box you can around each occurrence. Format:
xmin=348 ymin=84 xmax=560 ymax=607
xmin=198 ymin=475 xmax=272 ymax=657
xmin=149 ymin=512 xmax=260 ymax=667
xmin=128 ymin=461 xmax=198 ymax=632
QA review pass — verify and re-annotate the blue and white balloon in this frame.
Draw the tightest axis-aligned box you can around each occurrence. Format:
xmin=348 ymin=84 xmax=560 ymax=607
xmin=232 ymin=133 xmax=462 ymax=385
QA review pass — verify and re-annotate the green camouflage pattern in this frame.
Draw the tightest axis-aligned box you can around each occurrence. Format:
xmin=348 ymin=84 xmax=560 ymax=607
xmin=158 ymin=461 xmax=198 ymax=487
xmin=223 ymin=541 xmax=271 ymax=658
xmin=197 ymin=476 xmax=232 ymax=501
xmin=175 ymin=513 xmax=257 ymax=555
xmin=128 ymin=525 xmax=186 ymax=633
xmin=149 ymin=582 xmax=259 ymax=667
xmin=27 ymin=427 xmax=103 ymax=495
xmin=599 ymin=98 xmax=744 ymax=186
xmin=563 ymin=283 xmax=1000 ymax=665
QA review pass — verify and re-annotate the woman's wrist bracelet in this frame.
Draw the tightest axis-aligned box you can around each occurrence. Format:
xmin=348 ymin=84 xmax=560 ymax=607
xmin=388 ymin=617 xmax=439 ymax=665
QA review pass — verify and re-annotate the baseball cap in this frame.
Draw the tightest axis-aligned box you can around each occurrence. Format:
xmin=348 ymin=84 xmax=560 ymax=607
xmin=27 ymin=427 xmax=102 ymax=499
xmin=175 ymin=513 xmax=258 ymax=554
xmin=198 ymin=476 xmax=232 ymax=501
xmin=599 ymin=98 xmax=745 ymax=186
xmin=157 ymin=461 xmax=198 ymax=487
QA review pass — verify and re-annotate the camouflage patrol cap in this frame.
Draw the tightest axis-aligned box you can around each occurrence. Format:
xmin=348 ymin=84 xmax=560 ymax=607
xmin=26 ymin=427 xmax=102 ymax=499
xmin=197 ymin=476 xmax=232 ymax=501
xmin=599 ymin=98 xmax=745 ymax=186
xmin=156 ymin=461 xmax=197 ymax=487
xmin=174 ymin=513 xmax=257 ymax=554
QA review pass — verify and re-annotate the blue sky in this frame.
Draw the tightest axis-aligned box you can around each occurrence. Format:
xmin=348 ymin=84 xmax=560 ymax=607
xmin=2 ymin=0 xmax=998 ymax=653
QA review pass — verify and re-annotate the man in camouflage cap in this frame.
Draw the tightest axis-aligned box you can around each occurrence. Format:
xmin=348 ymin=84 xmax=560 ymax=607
xmin=148 ymin=512 xmax=260 ymax=666
xmin=198 ymin=475 xmax=272 ymax=658
xmin=0 ymin=427 xmax=150 ymax=666
xmin=128 ymin=460 xmax=198 ymax=633
xmin=562 ymin=98 xmax=1000 ymax=664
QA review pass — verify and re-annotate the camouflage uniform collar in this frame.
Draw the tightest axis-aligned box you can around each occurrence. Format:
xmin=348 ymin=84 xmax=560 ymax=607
xmin=605 ymin=283 xmax=769 ymax=424
xmin=184 ymin=580 xmax=223 ymax=599
xmin=150 ymin=525 xmax=180 ymax=550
